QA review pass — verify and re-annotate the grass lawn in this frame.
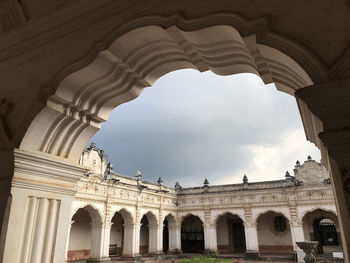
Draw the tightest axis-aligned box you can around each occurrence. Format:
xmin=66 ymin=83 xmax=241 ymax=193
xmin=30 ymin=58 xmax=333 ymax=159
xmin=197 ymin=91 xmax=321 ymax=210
xmin=178 ymin=256 xmax=233 ymax=263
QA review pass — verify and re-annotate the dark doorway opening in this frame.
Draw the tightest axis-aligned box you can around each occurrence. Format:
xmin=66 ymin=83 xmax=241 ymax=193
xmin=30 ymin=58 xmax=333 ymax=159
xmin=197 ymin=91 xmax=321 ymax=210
xmin=313 ymin=218 xmax=339 ymax=254
xmin=163 ymin=219 xmax=169 ymax=253
xmin=231 ymin=221 xmax=246 ymax=253
xmin=181 ymin=215 xmax=204 ymax=253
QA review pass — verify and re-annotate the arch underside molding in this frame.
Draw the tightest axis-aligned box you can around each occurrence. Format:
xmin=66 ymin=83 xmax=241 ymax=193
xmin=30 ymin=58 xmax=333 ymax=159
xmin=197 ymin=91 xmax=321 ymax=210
xmin=251 ymin=207 xmax=291 ymax=225
xmin=20 ymin=13 xmax=315 ymax=162
xmin=211 ymin=209 xmax=245 ymax=225
xmin=179 ymin=212 xmax=205 ymax=225
xmin=70 ymin=202 xmax=104 ymax=223
xmin=298 ymin=205 xmax=337 ymax=223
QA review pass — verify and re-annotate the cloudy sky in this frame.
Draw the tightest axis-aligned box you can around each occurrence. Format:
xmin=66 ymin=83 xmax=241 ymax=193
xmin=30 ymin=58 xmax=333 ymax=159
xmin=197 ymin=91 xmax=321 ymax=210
xmin=90 ymin=69 xmax=321 ymax=187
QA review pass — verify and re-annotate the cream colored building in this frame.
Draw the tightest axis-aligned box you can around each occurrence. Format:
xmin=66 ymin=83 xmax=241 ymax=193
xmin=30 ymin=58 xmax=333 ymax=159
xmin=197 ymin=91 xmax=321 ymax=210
xmin=66 ymin=143 xmax=343 ymax=262
xmin=1 ymin=2 xmax=350 ymax=263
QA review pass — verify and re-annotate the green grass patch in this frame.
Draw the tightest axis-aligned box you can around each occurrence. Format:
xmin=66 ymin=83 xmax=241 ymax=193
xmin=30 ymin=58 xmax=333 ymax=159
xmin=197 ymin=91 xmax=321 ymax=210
xmin=178 ymin=255 xmax=232 ymax=263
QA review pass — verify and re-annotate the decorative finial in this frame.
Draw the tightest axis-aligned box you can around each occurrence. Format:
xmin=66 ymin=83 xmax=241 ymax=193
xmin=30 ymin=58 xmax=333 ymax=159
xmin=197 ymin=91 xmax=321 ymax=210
xmin=204 ymin=178 xmax=209 ymax=185
xmin=296 ymin=160 xmax=300 ymax=166
xmin=285 ymin=171 xmax=291 ymax=178
xmin=157 ymin=177 xmax=163 ymax=186
xmin=243 ymin=174 xmax=248 ymax=183
xmin=136 ymin=170 xmax=142 ymax=180
xmin=103 ymin=162 xmax=114 ymax=180
xmin=307 ymin=155 xmax=312 ymax=161
xmin=175 ymin=181 xmax=182 ymax=192
xmin=89 ymin=142 xmax=96 ymax=149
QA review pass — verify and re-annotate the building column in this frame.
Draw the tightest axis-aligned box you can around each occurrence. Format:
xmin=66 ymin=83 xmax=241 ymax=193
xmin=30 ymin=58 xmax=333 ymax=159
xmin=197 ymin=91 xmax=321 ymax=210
xmin=290 ymin=222 xmax=306 ymax=262
xmin=244 ymin=223 xmax=259 ymax=259
xmin=0 ymin=149 xmax=86 ymax=263
xmin=64 ymin=220 xmax=75 ymax=261
xmin=122 ymin=223 xmax=139 ymax=258
xmin=203 ymin=224 xmax=217 ymax=255
xmin=168 ymin=223 xmax=181 ymax=253
xmin=88 ymin=222 xmax=111 ymax=262
xmin=296 ymin=79 xmax=350 ymax=263
xmin=148 ymin=224 xmax=163 ymax=255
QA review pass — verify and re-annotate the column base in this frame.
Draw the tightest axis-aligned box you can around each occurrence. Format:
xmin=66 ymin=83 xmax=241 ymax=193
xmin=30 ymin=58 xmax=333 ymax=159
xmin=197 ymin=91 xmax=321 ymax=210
xmin=204 ymin=249 xmax=217 ymax=257
xmin=87 ymin=257 xmax=111 ymax=263
xmin=122 ymin=255 xmax=142 ymax=263
xmin=245 ymin=251 xmax=259 ymax=260
xmin=168 ymin=249 xmax=182 ymax=255
xmin=148 ymin=251 xmax=165 ymax=260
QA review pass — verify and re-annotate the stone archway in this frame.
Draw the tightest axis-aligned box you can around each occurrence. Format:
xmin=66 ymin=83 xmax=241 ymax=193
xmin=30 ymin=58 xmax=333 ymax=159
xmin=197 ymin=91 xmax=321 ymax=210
xmin=162 ymin=214 xmax=176 ymax=254
xmin=181 ymin=214 xmax=204 ymax=253
xmin=67 ymin=205 xmax=103 ymax=262
xmin=109 ymin=208 xmax=135 ymax=257
xmin=215 ymin=212 xmax=246 ymax=254
xmin=256 ymin=211 xmax=293 ymax=255
xmin=302 ymin=209 xmax=342 ymax=257
xmin=139 ymin=211 xmax=159 ymax=255
xmin=1 ymin=8 xmax=350 ymax=263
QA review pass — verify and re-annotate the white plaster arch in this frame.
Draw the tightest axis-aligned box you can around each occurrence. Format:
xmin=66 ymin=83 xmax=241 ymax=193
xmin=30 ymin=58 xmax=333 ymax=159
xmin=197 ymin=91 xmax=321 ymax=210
xmin=298 ymin=205 xmax=337 ymax=223
xmin=109 ymin=205 xmax=135 ymax=225
xmin=139 ymin=209 xmax=159 ymax=226
xmin=252 ymin=207 xmax=291 ymax=225
xmin=179 ymin=211 xmax=205 ymax=225
xmin=19 ymin=13 xmax=315 ymax=162
xmin=211 ymin=209 xmax=245 ymax=225
xmin=70 ymin=200 xmax=104 ymax=223
xmin=162 ymin=212 xmax=177 ymax=226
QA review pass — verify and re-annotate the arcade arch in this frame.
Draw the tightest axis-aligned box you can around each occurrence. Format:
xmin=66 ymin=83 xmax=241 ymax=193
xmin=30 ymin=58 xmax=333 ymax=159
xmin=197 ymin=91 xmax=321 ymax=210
xmin=67 ymin=205 xmax=103 ymax=262
xmin=302 ymin=209 xmax=342 ymax=256
xmin=109 ymin=208 xmax=135 ymax=257
xmin=181 ymin=214 xmax=204 ymax=253
xmin=139 ymin=211 xmax=159 ymax=255
xmin=1 ymin=10 xmax=350 ymax=263
xmin=256 ymin=211 xmax=293 ymax=255
xmin=163 ymin=213 xmax=177 ymax=254
xmin=216 ymin=213 xmax=246 ymax=254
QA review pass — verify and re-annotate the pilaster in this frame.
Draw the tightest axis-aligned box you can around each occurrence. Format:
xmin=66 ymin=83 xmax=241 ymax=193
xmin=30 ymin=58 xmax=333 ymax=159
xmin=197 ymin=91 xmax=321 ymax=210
xmin=244 ymin=207 xmax=259 ymax=259
xmin=290 ymin=221 xmax=306 ymax=263
xmin=296 ymin=78 xmax=350 ymax=263
xmin=1 ymin=149 xmax=87 ymax=263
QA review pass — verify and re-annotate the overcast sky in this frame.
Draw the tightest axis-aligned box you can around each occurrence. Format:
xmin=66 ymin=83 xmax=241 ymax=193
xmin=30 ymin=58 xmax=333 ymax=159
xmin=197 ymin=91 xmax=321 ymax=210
xmin=90 ymin=69 xmax=321 ymax=187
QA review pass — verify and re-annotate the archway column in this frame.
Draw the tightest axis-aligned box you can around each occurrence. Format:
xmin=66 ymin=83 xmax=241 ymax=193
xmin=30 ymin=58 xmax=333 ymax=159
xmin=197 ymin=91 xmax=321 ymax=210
xmin=122 ymin=223 xmax=140 ymax=258
xmin=148 ymin=224 xmax=163 ymax=255
xmin=290 ymin=222 xmax=306 ymax=263
xmin=204 ymin=224 xmax=217 ymax=254
xmin=244 ymin=223 xmax=259 ymax=259
xmin=0 ymin=149 xmax=86 ymax=263
xmin=168 ymin=223 xmax=181 ymax=253
xmin=64 ymin=220 xmax=75 ymax=261
xmin=87 ymin=222 xmax=111 ymax=262
xmin=296 ymin=78 xmax=350 ymax=263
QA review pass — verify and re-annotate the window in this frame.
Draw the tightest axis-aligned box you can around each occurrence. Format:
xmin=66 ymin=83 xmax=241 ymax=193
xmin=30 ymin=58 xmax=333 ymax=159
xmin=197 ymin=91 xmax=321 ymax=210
xmin=274 ymin=216 xmax=287 ymax=232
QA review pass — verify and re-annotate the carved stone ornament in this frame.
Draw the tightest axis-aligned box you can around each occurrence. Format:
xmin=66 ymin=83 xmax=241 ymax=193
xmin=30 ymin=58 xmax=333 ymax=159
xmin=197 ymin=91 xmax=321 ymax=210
xmin=296 ymin=241 xmax=318 ymax=263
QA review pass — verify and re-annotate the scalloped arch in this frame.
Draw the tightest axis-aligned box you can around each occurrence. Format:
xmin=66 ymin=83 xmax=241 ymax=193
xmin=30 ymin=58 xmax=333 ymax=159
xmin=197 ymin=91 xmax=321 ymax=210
xmin=109 ymin=206 xmax=135 ymax=225
xmin=179 ymin=212 xmax=205 ymax=224
xmin=213 ymin=211 xmax=245 ymax=225
xmin=299 ymin=207 xmax=337 ymax=223
xmin=70 ymin=203 xmax=103 ymax=223
xmin=253 ymin=208 xmax=291 ymax=225
xmin=140 ymin=210 xmax=159 ymax=226
xmin=19 ymin=13 xmax=317 ymax=162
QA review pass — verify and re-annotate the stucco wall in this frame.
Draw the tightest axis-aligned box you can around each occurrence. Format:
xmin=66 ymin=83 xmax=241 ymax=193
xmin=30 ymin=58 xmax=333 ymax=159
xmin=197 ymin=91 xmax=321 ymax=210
xmin=69 ymin=209 xmax=92 ymax=250
xmin=257 ymin=212 xmax=293 ymax=252
xmin=110 ymin=213 xmax=123 ymax=247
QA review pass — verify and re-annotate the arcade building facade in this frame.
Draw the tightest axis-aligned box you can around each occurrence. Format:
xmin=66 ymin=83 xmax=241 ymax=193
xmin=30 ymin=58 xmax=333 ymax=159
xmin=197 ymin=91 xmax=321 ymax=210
xmin=1 ymin=2 xmax=350 ymax=263
xmin=65 ymin=144 xmax=343 ymax=262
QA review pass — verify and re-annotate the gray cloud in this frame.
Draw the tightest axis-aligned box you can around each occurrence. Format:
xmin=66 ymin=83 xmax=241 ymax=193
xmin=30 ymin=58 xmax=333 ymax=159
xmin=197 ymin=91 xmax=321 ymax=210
xmin=91 ymin=69 xmax=320 ymax=187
